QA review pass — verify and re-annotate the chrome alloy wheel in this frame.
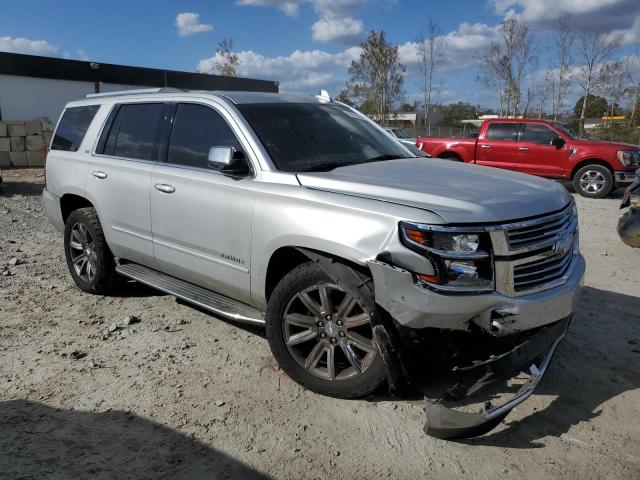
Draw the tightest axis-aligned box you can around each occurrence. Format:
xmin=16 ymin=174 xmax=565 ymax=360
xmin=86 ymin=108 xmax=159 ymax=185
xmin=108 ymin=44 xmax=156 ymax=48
xmin=282 ymin=282 xmax=376 ymax=381
xmin=579 ymin=170 xmax=607 ymax=194
xmin=68 ymin=222 xmax=98 ymax=282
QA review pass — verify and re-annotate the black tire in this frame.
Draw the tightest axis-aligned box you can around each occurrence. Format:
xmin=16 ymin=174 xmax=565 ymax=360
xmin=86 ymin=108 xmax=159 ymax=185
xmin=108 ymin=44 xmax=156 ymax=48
xmin=572 ymin=164 xmax=613 ymax=198
xmin=266 ymin=262 xmax=386 ymax=399
xmin=64 ymin=207 xmax=117 ymax=294
xmin=438 ymin=153 xmax=463 ymax=162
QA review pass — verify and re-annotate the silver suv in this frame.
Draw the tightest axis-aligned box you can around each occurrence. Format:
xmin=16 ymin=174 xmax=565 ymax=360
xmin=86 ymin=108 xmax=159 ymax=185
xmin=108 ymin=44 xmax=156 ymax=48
xmin=43 ymin=88 xmax=584 ymax=438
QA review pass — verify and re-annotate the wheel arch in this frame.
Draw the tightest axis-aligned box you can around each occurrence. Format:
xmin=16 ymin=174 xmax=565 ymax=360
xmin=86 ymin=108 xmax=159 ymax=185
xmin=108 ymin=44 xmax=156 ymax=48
xmin=60 ymin=194 xmax=95 ymax=224
xmin=570 ymin=159 xmax=614 ymax=179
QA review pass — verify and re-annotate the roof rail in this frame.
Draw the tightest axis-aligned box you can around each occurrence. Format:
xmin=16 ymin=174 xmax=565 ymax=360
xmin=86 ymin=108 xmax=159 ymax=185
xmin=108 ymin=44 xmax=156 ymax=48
xmin=85 ymin=87 xmax=186 ymax=99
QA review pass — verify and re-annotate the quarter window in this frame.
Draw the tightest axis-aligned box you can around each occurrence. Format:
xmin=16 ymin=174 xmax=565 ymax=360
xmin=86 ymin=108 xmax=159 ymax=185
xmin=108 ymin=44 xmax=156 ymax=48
xmin=51 ymin=105 xmax=100 ymax=152
xmin=167 ymin=103 xmax=242 ymax=168
xmin=485 ymin=123 xmax=519 ymax=141
xmin=521 ymin=124 xmax=557 ymax=145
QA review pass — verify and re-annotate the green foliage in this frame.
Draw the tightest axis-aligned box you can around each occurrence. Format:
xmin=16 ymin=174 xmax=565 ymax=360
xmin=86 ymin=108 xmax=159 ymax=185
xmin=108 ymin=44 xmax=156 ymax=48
xmin=435 ymin=102 xmax=485 ymax=127
xmin=589 ymin=124 xmax=640 ymax=144
xmin=574 ymin=94 xmax=609 ymax=118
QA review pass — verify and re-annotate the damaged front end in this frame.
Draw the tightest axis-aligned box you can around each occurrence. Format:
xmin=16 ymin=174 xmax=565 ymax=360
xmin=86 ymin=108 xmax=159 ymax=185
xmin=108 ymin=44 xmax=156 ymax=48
xmin=423 ymin=316 xmax=569 ymax=439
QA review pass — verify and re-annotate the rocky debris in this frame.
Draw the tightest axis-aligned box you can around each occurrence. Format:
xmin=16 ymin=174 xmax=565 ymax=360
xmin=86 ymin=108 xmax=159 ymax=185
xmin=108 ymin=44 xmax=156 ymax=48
xmin=69 ymin=350 xmax=87 ymax=360
xmin=215 ymin=400 xmax=226 ymax=407
xmin=108 ymin=322 xmax=119 ymax=333
xmin=8 ymin=257 xmax=21 ymax=266
xmin=1 ymin=269 xmax=12 ymax=276
xmin=123 ymin=315 xmax=140 ymax=326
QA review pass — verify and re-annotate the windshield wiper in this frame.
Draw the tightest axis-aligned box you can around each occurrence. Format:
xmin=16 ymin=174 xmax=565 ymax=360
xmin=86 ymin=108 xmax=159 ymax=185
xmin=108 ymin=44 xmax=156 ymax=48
xmin=298 ymin=162 xmax=352 ymax=172
xmin=366 ymin=154 xmax=407 ymax=162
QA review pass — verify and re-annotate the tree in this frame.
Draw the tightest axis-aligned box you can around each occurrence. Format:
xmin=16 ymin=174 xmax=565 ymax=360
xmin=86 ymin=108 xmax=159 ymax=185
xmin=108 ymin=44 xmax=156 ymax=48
xmin=335 ymin=88 xmax=354 ymax=106
xmin=552 ymin=13 xmax=574 ymax=120
xmin=436 ymin=102 xmax=482 ymax=127
xmin=415 ymin=18 xmax=445 ymax=132
xmin=346 ymin=31 xmax=405 ymax=124
xmin=572 ymin=30 xmax=619 ymax=132
xmin=215 ymin=39 xmax=239 ymax=77
xmin=601 ymin=61 xmax=630 ymax=119
xmin=573 ymin=94 xmax=608 ymax=118
xmin=477 ymin=17 xmax=537 ymax=117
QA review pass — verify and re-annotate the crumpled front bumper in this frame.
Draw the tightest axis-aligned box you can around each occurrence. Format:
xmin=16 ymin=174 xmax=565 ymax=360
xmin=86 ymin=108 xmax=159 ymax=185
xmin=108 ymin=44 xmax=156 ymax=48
xmin=424 ymin=316 xmax=570 ymax=439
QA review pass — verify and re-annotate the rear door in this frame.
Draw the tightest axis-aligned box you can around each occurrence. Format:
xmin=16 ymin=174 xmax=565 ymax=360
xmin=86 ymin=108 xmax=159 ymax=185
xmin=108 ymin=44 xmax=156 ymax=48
xmin=475 ymin=123 xmax=521 ymax=171
xmin=150 ymin=102 xmax=256 ymax=304
xmin=516 ymin=123 xmax=567 ymax=178
xmin=88 ymin=102 xmax=167 ymax=267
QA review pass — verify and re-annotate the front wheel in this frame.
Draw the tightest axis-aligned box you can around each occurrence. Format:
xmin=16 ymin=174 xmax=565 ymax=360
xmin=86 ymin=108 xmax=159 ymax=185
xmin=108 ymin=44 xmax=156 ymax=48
xmin=573 ymin=165 xmax=613 ymax=198
xmin=266 ymin=262 xmax=386 ymax=398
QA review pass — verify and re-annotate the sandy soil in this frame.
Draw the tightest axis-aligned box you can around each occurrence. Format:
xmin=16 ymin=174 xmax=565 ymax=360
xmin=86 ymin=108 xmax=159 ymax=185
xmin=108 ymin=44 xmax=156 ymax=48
xmin=1 ymin=171 xmax=639 ymax=480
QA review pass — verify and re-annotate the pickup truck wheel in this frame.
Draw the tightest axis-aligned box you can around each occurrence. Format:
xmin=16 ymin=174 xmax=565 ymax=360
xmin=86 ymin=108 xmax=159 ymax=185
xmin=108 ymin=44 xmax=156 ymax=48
xmin=573 ymin=165 xmax=613 ymax=198
xmin=64 ymin=207 xmax=117 ymax=294
xmin=266 ymin=262 xmax=386 ymax=399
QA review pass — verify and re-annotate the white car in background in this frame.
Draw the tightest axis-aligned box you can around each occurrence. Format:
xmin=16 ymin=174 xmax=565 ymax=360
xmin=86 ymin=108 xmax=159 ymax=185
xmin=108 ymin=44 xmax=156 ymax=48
xmin=384 ymin=127 xmax=417 ymax=147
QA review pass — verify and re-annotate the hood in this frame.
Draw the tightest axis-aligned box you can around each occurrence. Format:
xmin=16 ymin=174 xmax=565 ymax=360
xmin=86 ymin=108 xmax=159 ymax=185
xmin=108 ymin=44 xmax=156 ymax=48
xmin=296 ymin=158 xmax=571 ymax=224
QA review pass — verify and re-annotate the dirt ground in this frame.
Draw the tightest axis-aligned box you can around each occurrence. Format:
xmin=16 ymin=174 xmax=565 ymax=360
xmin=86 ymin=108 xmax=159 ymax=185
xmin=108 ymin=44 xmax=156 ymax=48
xmin=1 ymin=170 xmax=639 ymax=480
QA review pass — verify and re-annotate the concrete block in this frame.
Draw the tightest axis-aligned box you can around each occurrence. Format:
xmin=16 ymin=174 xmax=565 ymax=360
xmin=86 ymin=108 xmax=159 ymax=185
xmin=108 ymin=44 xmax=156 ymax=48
xmin=0 ymin=151 xmax=10 ymax=168
xmin=41 ymin=118 xmax=54 ymax=131
xmin=0 ymin=138 xmax=9 ymax=152
xmin=26 ymin=135 xmax=44 ymax=151
xmin=27 ymin=150 xmax=45 ymax=167
xmin=25 ymin=120 xmax=43 ymax=136
xmin=10 ymin=151 xmax=28 ymax=167
xmin=0 ymin=121 xmax=6 ymax=137
xmin=7 ymin=122 xmax=26 ymax=137
xmin=43 ymin=131 xmax=52 ymax=146
xmin=10 ymin=136 xmax=25 ymax=152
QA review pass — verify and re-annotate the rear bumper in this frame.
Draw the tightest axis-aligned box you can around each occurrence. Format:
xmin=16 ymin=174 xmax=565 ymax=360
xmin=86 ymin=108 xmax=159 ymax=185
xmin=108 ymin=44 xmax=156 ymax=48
xmin=42 ymin=188 xmax=64 ymax=233
xmin=424 ymin=316 xmax=570 ymax=439
xmin=368 ymin=253 xmax=584 ymax=335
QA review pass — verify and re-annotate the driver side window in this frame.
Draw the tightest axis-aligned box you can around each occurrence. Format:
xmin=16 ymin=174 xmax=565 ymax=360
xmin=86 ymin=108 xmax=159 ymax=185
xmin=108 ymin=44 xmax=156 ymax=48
xmin=521 ymin=124 xmax=557 ymax=146
xmin=167 ymin=103 xmax=242 ymax=169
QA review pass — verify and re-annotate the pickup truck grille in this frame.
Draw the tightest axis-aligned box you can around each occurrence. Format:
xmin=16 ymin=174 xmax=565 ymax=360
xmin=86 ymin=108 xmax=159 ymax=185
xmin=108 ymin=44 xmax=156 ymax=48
xmin=513 ymin=244 xmax=574 ymax=293
xmin=505 ymin=202 xmax=575 ymax=252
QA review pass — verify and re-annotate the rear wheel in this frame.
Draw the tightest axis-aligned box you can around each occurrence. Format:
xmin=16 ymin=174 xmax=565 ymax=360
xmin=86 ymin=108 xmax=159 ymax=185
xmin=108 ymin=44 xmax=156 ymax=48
xmin=266 ymin=262 xmax=386 ymax=398
xmin=64 ymin=207 xmax=117 ymax=294
xmin=438 ymin=153 xmax=462 ymax=162
xmin=573 ymin=164 xmax=613 ymax=198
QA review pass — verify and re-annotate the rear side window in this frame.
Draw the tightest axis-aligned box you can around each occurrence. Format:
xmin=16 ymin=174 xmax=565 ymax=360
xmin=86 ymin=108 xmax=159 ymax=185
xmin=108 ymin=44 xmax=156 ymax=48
xmin=485 ymin=123 xmax=519 ymax=141
xmin=167 ymin=103 xmax=241 ymax=168
xmin=98 ymin=103 xmax=165 ymax=161
xmin=51 ymin=105 xmax=100 ymax=152
xmin=521 ymin=124 xmax=557 ymax=145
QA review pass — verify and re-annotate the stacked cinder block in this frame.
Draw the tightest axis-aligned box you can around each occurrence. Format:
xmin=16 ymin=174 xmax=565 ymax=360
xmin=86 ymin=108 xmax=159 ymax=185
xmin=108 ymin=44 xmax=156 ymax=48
xmin=0 ymin=119 xmax=53 ymax=168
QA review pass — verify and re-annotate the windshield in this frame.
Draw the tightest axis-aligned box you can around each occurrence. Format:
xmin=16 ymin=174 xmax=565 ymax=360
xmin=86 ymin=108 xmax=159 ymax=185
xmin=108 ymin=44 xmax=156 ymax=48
xmin=237 ymin=103 xmax=412 ymax=172
xmin=553 ymin=122 xmax=589 ymax=140
xmin=391 ymin=128 xmax=412 ymax=139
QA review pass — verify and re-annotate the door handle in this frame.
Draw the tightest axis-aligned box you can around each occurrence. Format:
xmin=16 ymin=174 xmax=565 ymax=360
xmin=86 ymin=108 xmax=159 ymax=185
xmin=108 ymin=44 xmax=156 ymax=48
xmin=480 ymin=145 xmax=491 ymax=149
xmin=92 ymin=171 xmax=107 ymax=179
xmin=154 ymin=183 xmax=176 ymax=194
xmin=518 ymin=147 xmax=529 ymax=151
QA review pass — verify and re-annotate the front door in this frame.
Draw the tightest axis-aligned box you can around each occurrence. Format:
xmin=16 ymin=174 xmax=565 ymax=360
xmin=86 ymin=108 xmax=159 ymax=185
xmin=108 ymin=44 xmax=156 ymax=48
xmin=516 ymin=123 xmax=567 ymax=178
xmin=475 ymin=122 xmax=521 ymax=172
xmin=150 ymin=102 xmax=256 ymax=304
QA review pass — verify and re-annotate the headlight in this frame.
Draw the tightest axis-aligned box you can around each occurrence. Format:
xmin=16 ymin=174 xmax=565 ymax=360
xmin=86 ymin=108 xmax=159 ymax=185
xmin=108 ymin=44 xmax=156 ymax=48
xmin=400 ymin=223 xmax=493 ymax=293
xmin=617 ymin=150 xmax=640 ymax=167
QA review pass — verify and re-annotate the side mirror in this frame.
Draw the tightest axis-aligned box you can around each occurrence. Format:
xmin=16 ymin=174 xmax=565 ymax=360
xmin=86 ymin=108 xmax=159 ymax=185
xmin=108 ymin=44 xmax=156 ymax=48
xmin=551 ymin=137 xmax=566 ymax=148
xmin=207 ymin=146 xmax=250 ymax=176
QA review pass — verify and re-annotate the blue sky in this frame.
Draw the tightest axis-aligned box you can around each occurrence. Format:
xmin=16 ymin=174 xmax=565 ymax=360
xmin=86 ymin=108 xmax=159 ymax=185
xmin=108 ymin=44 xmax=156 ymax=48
xmin=1 ymin=1 xmax=639 ymax=109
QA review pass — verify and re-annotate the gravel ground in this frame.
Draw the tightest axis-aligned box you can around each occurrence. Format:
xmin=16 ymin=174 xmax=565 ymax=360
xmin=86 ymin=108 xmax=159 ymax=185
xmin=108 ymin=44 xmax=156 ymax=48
xmin=1 ymin=170 xmax=639 ymax=480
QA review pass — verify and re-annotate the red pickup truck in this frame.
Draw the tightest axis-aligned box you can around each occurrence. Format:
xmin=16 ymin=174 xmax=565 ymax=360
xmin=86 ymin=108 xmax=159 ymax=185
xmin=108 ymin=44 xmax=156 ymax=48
xmin=418 ymin=119 xmax=640 ymax=198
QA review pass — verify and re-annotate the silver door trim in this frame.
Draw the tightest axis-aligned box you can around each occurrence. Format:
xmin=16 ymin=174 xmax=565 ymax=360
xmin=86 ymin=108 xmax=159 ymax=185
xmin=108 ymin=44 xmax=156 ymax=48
xmin=112 ymin=226 xmax=153 ymax=242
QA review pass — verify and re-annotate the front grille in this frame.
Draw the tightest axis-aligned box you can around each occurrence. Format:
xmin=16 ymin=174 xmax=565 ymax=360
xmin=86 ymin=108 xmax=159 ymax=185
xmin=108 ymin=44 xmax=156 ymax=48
xmin=506 ymin=203 xmax=575 ymax=251
xmin=513 ymin=244 xmax=574 ymax=292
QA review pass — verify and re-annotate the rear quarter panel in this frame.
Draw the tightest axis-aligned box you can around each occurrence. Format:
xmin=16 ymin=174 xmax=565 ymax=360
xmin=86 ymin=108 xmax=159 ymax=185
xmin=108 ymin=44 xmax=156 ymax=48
xmin=417 ymin=137 xmax=476 ymax=162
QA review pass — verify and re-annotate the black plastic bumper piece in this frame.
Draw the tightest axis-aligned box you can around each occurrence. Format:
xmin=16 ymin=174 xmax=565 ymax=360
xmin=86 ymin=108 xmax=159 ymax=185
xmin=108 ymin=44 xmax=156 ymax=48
xmin=424 ymin=316 xmax=570 ymax=440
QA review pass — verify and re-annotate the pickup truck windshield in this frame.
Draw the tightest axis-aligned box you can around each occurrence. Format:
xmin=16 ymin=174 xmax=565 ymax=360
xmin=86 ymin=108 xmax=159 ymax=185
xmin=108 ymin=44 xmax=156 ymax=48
xmin=238 ymin=103 xmax=411 ymax=172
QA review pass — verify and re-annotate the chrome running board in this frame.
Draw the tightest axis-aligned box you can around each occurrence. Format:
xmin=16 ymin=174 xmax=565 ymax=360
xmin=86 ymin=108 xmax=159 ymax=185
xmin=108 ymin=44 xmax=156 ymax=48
xmin=116 ymin=261 xmax=265 ymax=326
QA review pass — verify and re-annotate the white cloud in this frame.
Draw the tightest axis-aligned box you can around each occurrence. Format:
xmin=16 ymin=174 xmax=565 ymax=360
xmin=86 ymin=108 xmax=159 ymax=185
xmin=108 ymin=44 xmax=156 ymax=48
xmin=611 ymin=16 xmax=640 ymax=44
xmin=490 ymin=0 xmax=640 ymax=30
xmin=0 ymin=36 xmax=58 ymax=56
xmin=312 ymin=16 xmax=364 ymax=44
xmin=175 ymin=12 xmax=213 ymax=37
xmin=235 ymin=0 xmax=306 ymax=17
xmin=197 ymin=46 xmax=361 ymax=92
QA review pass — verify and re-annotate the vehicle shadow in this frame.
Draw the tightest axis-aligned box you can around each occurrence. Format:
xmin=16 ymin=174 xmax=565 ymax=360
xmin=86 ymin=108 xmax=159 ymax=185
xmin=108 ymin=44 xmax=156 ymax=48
xmin=0 ymin=399 xmax=270 ymax=479
xmin=0 ymin=177 xmax=45 ymax=198
xmin=460 ymin=286 xmax=640 ymax=447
